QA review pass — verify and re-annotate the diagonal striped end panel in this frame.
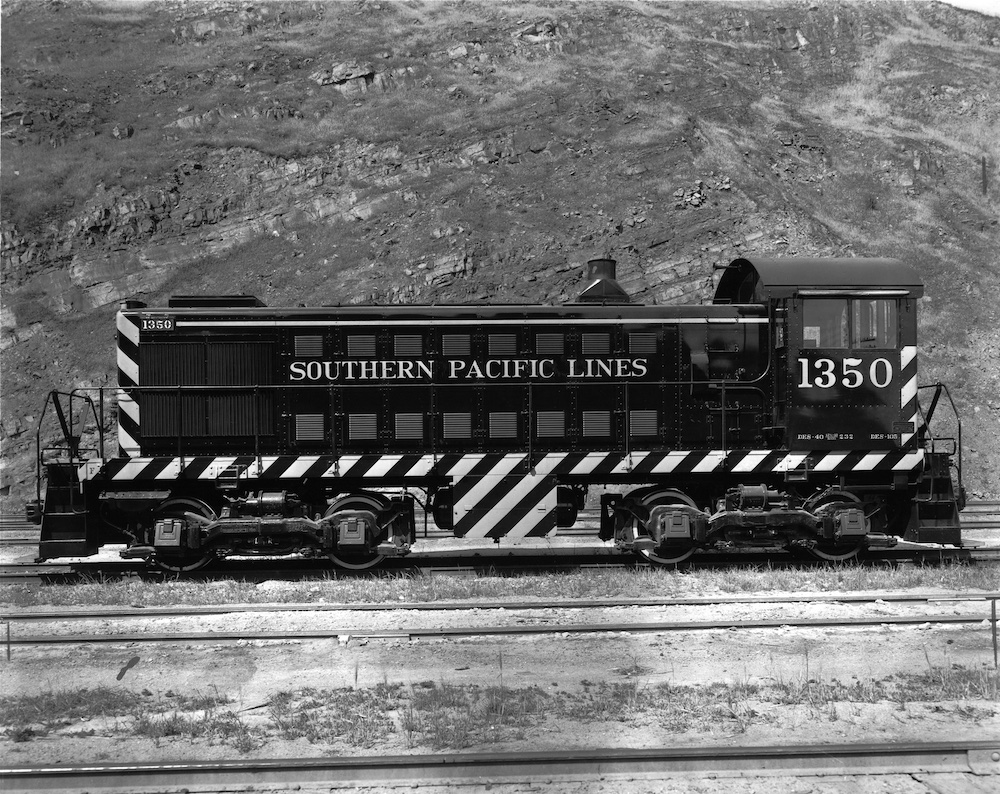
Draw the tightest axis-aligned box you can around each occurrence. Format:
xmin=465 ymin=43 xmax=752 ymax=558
xmin=900 ymin=345 xmax=919 ymax=447
xmin=726 ymin=449 xmax=925 ymax=473
xmin=117 ymin=311 xmax=141 ymax=457
xmin=448 ymin=455 xmax=557 ymax=540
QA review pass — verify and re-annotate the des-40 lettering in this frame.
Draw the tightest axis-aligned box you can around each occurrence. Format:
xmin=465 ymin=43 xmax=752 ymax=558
xmin=797 ymin=357 xmax=893 ymax=389
xmin=141 ymin=318 xmax=174 ymax=331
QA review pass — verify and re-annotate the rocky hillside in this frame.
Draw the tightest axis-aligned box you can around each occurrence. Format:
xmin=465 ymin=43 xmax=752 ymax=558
xmin=2 ymin=0 xmax=999 ymax=505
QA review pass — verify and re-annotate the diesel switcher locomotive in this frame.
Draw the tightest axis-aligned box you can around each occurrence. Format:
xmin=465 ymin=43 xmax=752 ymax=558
xmin=29 ymin=256 xmax=966 ymax=571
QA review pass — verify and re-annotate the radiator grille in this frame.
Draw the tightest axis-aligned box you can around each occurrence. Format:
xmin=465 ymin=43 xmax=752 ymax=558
xmin=443 ymin=412 xmax=472 ymax=438
xmin=143 ymin=393 xmax=274 ymax=438
xmin=581 ymin=333 xmax=611 ymax=355
xmin=141 ymin=343 xmax=204 ymax=386
xmin=535 ymin=333 xmax=564 ymax=355
xmin=395 ymin=413 xmax=424 ymax=440
xmin=394 ymin=335 xmax=422 ymax=357
xmin=488 ymin=334 xmax=517 ymax=356
xmin=294 ymin=335 xmax=324 ymax=357
xmin=582 ymin=411 xmax=611 ymax=437
xmin=349 ymin=414 xmax=378 ymax=440
xmin=442 ymin=334 xmax=471 ymax=357
xmin=489 ymin=412 xmax=518 ymax=438
xmin=295 ymin=414 xmax=325 ymax=441
xmin=628 ymin=333 xmax=658 ymax=355
xmin=629 ymin=409 xmax=658 ymax=437
xmin=536 ymin=411 xmax=565 ymax=438
xmin=347 ymin=335 xmax=377 ymax=357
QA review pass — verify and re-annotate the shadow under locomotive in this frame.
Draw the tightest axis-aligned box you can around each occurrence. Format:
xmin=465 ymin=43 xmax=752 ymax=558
xmin=27 ymin=256 xmax=966 ymax=572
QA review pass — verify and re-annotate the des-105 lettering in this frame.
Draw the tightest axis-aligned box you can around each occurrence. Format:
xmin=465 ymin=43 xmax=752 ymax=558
xmin=140 ymin=318 xmax=174 ymax=331
xmin=797 ymin=357 xmax=893 ymax=389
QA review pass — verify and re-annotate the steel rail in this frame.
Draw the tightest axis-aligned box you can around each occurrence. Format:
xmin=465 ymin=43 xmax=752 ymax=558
xmin=2 ymin=741 xmax=997 ymax=790
xmin=3 ymin=591 xmax=999 ymax=623
xmin=4 ymin=612 xmax=994 ymax=646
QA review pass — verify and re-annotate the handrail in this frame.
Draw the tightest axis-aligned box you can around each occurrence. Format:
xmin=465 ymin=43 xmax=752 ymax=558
xmin=34 ymin=389 xmax=103 ymax=507
xmin=916 ymin=382 xmax=963 ymax=500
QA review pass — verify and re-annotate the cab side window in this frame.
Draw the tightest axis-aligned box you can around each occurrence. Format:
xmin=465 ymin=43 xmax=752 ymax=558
xmin=853 ymin=299 xmax=897 ymax=348
xmin=802 ymin=299 xmax=897 ymax=349
xmin=802 ymin=299 xmax=849 ymax=349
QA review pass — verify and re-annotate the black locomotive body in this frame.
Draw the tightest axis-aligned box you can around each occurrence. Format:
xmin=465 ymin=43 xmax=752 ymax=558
xmin=30 ymin=257 xmax=965 ymax=570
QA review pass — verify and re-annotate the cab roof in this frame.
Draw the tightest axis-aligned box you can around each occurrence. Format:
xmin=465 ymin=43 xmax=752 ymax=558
xmin=713 ymin=257 xmax=924 ymax=303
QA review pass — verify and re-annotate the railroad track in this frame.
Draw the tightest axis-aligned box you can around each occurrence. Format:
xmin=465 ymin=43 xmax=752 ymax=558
xmin=3 ymin=544 xmax=1000 ymax=584
xmin=4 ymin=590 xmax=999 ymax=622
xmin=4 ymin=609 xmax=998 ymax=647
xmin=2 ymin=741 xmax=997 ymax=791
xmin=4 ymin=548 xmax=1000 ymax=585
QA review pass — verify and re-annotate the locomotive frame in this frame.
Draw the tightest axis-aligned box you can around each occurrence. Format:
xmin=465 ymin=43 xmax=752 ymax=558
xmin=29 ymin=256 xmax=965 ymax=571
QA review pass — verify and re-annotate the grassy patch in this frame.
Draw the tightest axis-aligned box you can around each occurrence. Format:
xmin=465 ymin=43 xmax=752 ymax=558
xmin=402 ymin=682 xmax=549 ymax=749
xmin=1 ymin=561 xmax=997 ymax=610
xmin=269 ymin=684 xmax=402 ymax=749
xmin=133 ymin=708 xmax=263 ymax=753
xmin=3 ymin=667 xmax=996 ymax=753
xmin=0 ymin=686 xmax=144 ymax=727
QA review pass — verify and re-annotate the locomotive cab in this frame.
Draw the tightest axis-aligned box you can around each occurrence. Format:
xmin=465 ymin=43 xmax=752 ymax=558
xmin=715 ymin=257 xmax=922 ymax=455
xmin=714 ymin=257 xmax=963 ymax=549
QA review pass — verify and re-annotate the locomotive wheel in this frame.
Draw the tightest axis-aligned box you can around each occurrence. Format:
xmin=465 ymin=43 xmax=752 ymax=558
xmin=325 ymin=493 xmax=388 ymax=571
xmin=628 ymin=491 xmax=698 ymax=567
xmin=150 ymin=497 xmax=217 ymax=573
xmin=640 ymin=540 xmax=697 ymax=566
xmin=802 ymin=490 xmax=865 ymax=563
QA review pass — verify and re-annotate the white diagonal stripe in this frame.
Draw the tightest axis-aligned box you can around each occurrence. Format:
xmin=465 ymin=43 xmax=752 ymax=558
xmin=773 ymin=453 xmax=808 ymax=472
xmin=112 ymin=459 xmax=155 ymax=479
xmin=359 ymin=455 xmax=405 ymax=479
xmin=532 ymin=453 xmax=568 ymax=475
xmin=853 ymin=453 xmax=888 ymax=471
xmin=571 ymin=452 xmax=612 ymax=475
xmin=612 ymin=452 xmax=649 ymax=474
xmin=900 ymin=345 xmax=917 ymax=370
xmin=243 ymin=456 xmax=280 ymax=478
xmin=117 ymin=312 xmax=140 ymax=346
xmin=334 ymin=455 xmax=365 ymax=477
xmin=731 ymin=451 xmax=771 ymax=472
xmin=649 ymin=452 xmax=692 ymax=474
xmin=901 ymin=412 xmax=920 ymax=446
xmin=118 ymin=426 xmax=140 ymax=457
xmin=117 ymin=348 xmax=139 ymax=384
xmin=155 ymin=459 xmax=183 ymax=480
xmin=892 ymin=450 xmax=924 ymax=470
xmin=274 ymin=456 xmax=319 ymax=479
xmin=812 ymin=452 xmax=849 ymax=472
xmin=693 ymin=451 xmax=726 ymax=472
xmin=455 ymin=456 xmax=526 ymax=511
xmin=445 ymin=453 xmax=491 ymax=479
xmin=406 ymin=455 xmax=437 ymax=477
xmin=117 ymin=392 xmax=139 ymax=422
xmin=503 ymin=495 xmax=558 ymax=540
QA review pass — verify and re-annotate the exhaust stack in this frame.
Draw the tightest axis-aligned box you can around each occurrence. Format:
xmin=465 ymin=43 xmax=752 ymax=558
xmin=577 ymin=258 xmax=631 ymax=303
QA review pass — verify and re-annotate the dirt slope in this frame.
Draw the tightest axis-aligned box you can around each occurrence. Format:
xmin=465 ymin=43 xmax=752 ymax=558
xmin=2 ymin=0 xmax=999 ymax=505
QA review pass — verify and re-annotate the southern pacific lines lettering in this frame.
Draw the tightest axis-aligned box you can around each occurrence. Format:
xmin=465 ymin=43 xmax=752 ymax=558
xmin=288 ymin=358 xmax=649 ymax=382
xmin=290 ymin=360 xmax=434 ymax=381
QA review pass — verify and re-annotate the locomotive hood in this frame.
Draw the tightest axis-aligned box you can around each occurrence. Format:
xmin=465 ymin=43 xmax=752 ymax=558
xmin=714 ymin=257 xmax=924 ymax=304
